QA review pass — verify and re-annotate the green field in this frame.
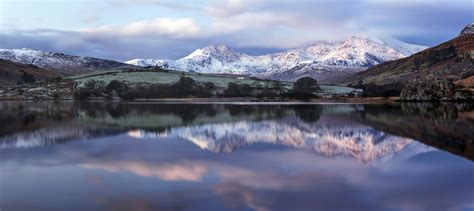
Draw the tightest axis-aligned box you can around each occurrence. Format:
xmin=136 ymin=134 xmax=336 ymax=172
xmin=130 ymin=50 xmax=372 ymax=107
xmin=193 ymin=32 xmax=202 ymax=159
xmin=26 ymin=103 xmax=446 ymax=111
xmin=69 ymin=70 xmax=357 ymax=95
xmin=70 ymin=70 xmax=292 ymax=88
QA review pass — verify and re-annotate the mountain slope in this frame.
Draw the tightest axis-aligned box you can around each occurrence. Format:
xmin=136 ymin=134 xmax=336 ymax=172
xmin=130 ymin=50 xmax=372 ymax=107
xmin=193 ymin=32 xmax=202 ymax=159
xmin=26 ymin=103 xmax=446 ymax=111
xmin=0 ymin=59 xmax=59 ymax=85
xmin=0 ymin=48 xmax=136 ymax=76
xmin=126 ymin=37 xmax=427 ymax=81
xmin=333 ymin=33 xmax=474 ymax=91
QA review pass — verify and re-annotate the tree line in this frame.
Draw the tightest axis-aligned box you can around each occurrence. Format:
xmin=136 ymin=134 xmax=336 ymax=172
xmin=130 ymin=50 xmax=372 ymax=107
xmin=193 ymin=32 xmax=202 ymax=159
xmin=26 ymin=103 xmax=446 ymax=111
xmin=73 ymin=76 xmax=321 ymax=100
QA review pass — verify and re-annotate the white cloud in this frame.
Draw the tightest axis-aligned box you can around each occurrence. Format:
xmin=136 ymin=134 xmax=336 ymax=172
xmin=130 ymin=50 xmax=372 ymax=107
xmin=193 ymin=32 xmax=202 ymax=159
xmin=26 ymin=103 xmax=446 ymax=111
xmin=81 ymin=18 xmax=201 ymax=39
xmin=206 ymin=0 xmax=267 ymax=17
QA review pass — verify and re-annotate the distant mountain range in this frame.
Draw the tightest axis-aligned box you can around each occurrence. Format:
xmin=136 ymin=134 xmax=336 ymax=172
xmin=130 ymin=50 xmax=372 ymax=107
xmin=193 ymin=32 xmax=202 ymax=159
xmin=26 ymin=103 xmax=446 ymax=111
xmin=126 ymin=36 xmax=427 ymax=81
xmin=4 ymin=26 xmax=473 ymax=86
xmin=0 ymin=48 xmax=134 ymax=75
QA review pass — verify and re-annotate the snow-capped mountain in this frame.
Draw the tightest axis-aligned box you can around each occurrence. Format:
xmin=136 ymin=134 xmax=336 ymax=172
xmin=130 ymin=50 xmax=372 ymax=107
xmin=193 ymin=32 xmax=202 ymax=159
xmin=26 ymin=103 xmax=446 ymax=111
xmin=0 ymin=48 xmax=134 ymax=75
xmin=126 ymin=36 xmax=427 ymax=81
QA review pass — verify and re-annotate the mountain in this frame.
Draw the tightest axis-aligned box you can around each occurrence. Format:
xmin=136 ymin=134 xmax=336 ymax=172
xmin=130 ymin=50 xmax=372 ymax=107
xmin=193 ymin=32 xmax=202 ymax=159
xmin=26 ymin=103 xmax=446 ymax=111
xmin=0 ymin=59 xmax=59 ymax=85
xmin=126 ymin=37 xmax=427 ymax=81
xmin=0 ymin=48 xmax=135 ymax=75
xmin=333 ymin=25 xmax=474 ymax=92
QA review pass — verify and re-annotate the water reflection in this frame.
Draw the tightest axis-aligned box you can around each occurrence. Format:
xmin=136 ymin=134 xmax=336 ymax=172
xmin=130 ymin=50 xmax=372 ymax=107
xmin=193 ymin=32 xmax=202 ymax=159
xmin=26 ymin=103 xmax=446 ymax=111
xmin=0 ymin=101 xmax=473 ymax=211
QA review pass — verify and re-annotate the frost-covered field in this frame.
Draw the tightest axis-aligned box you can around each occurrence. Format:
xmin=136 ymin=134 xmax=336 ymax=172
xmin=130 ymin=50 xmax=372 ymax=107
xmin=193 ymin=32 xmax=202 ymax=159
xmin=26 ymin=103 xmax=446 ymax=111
xmin=70 ymin=70 xmax=289 ymax=88
xmin=69 ymin=70 xmax=357 ymax=95
xmin=320 ymin=85 xmax=360 ymax=95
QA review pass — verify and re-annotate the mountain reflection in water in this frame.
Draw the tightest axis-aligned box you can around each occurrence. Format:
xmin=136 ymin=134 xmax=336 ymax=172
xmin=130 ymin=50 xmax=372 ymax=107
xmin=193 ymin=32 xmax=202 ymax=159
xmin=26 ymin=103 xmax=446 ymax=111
xmin=0 ymin=101 xmax=473 ymax=211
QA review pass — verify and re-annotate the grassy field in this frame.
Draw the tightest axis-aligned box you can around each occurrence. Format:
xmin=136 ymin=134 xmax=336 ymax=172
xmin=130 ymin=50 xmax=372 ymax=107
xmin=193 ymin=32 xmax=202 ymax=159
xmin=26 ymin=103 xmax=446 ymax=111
xmin=69 ymin=70 xmax=357 ymax=95
xmin=70 ymin=70 xmax=292 ymax=88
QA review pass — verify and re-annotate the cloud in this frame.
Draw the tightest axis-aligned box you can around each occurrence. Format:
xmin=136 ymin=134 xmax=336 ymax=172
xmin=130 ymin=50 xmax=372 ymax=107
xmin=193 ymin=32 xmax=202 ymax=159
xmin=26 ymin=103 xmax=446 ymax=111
xmin=81 ymin=18 xmax=201 ymax=39
xmin=205 ymin=0 xmax=267 ymax=17
xmin=104 ymin=0 xmax=203 ymax=11
xmin=0 ymin=0 xmax=471 ymax=60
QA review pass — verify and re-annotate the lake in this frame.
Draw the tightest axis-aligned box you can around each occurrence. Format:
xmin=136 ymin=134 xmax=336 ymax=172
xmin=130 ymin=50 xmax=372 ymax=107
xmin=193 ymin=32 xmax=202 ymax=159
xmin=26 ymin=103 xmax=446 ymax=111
xmin=0 ymin=101 xmax=473 ymax=211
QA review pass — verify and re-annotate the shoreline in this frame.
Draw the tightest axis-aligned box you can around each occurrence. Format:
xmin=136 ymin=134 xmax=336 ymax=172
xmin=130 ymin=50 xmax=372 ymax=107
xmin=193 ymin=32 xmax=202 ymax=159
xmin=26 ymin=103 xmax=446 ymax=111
xmin=0 ymin=96 xmax=401 ymax=104
xmin=1 ymin=96 xmax=470 ymax=103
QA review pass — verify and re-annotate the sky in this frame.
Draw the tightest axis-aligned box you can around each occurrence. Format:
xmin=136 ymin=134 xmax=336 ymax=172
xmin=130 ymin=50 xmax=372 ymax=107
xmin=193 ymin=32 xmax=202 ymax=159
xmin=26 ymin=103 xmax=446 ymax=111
xmin=0 ymin=0 xmax=472 ymax=61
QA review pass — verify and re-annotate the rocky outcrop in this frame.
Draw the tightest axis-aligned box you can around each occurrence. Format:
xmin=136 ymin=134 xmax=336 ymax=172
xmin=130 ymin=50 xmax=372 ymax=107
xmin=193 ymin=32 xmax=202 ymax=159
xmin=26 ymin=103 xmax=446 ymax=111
xmin=0 ymin=80 xmax=74 ymax=100
xmin=460 ymin=23 xmax=474 ymax=37
xmin=400 ymin=79 xmax=473 ymax=101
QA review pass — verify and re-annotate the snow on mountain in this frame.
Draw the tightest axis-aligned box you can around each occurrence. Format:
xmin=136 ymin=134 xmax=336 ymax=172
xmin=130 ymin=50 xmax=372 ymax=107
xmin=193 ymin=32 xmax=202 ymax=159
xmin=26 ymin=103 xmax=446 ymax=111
xmin=319 ymin=36 xmax=403 ymax=67
xmin=0 ymin=48 xmax=133 ymax=75
xmin=368 ymin=36 xmax=428 ymax=56
xmin=459 ymin=23 xmax=474 ymax=37
xmin=181 ymin=44 xmax=242 ymax=62
xmin=126 ymin=36 xmax=427 ymax=81
xmin=126 ymin=58 xmax=169 ymax=67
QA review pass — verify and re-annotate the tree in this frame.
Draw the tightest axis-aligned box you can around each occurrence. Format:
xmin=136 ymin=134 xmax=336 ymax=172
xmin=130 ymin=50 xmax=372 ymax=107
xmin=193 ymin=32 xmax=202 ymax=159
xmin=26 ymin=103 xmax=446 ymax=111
xmin=288 ymin=77 xmax=320 ymax=99
xmin=222 ymin=82 xmax=241 ymax=97
xmin=222 ymin=82 xmax=254 ymax=97
xmin=195 ymin=82 xmax=215 ymax=97
xmin=172 ymin=76 xmax=196 ymax=97
xmin=293 ymin=77 xmax=320 ymax=93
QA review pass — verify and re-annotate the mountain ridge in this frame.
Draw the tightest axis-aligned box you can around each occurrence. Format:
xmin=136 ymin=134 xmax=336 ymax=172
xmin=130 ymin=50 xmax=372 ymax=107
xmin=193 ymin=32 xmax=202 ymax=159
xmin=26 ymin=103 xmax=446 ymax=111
xmin=126 ymin=36 xmax=427 ymax=81
xmin=0 ymin=48 xmax=135 ymax=76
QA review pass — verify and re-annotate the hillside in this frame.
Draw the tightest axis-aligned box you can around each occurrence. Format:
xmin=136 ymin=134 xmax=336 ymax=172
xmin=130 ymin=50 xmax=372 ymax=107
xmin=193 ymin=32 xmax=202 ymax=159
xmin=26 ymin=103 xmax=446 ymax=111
xmin=0 ymin=48 xmax=136 ymax=76
xmin=333 ymin=33 xmax=474 ymax=93
xmin=0 ymin=59 xmax=59 ymax=85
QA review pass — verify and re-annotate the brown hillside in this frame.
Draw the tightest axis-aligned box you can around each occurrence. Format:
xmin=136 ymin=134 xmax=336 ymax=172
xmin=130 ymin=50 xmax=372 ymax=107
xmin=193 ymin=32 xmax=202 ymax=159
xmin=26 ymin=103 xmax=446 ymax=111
xmin=0 ymin=59 xmax=60 ymax=85
xmin=336 ymin=34 xmax=474 ymax=90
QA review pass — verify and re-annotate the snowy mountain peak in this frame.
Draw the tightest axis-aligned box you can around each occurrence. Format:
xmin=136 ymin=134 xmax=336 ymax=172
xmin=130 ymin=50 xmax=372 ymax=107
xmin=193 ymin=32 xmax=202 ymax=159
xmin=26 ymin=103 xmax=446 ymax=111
xmin=459 ymin=23 xmax=474 ymax=37
xmin=318 ymin=36 xmax=404 ymax=67
xmin=181 ymin=44 xmax=241 ymax=62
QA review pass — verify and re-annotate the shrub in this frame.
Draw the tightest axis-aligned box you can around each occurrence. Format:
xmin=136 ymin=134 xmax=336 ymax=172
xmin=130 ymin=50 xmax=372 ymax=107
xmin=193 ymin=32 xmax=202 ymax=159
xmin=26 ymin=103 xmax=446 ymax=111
xmin=105 ymin=80 xmax=128 ymax=99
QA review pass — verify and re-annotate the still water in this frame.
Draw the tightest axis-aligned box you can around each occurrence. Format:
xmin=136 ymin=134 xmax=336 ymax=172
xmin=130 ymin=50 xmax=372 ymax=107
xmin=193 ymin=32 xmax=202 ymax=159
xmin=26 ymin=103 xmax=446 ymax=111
xmin=0 ymin=101 xmax=473 ymax=211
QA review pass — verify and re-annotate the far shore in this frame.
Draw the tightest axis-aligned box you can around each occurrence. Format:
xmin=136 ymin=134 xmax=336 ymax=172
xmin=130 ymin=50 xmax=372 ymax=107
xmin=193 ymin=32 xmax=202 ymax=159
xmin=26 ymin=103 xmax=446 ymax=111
xmin=0 ymin=96 xmax=402 ymax=104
